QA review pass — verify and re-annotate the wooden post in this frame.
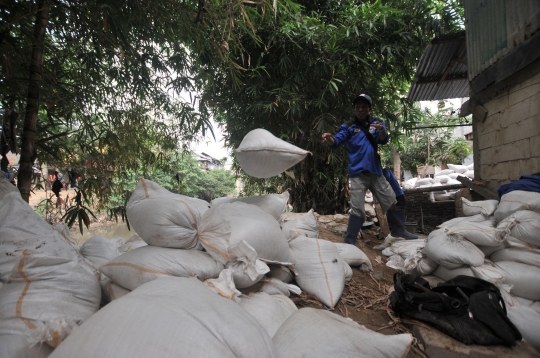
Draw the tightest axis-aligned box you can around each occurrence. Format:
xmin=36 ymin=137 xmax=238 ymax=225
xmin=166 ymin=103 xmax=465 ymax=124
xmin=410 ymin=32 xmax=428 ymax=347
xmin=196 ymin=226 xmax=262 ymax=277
xmin=373 ymin=198 xmax=390 ymax=237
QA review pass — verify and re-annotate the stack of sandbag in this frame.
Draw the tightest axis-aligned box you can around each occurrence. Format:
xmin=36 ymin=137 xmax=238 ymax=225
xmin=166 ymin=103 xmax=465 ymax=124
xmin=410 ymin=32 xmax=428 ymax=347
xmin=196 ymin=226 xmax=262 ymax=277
xmin=422 ymin=192 xmax=540 ymax=316
xmin=211 ymin=191 xmax=289 ymax=220
xmin=381 ymin=239 xmax=438 ymax=276
xmin=98 ymin=178 xmax=226 ymax=302
xmin=272 ymin=308 xmax=413 ymax=357
xmin=234 ymin=128 xmax=309 ymax=179
xmin=279 ymin=209 xmax=319 ymax=240
xmin=198 ymin=200 xmax=295 ymax=289
xmin=0 ymin=178 xmax=101 ymax=357
xmin=49 ymin=277 xmax=277 ymax=358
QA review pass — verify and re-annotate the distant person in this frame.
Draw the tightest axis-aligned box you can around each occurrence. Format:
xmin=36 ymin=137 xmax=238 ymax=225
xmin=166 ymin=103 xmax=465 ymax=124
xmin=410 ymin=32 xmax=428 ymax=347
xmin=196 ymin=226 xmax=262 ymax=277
xmin=51 ymin=171 xmax=64 ymax=207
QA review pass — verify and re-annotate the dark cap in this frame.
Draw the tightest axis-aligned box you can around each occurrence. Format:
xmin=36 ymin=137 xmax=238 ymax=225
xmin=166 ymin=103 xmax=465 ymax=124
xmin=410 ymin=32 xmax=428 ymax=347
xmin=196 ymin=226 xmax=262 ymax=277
xmin=352 ymin=94 xmax=372 ymax=107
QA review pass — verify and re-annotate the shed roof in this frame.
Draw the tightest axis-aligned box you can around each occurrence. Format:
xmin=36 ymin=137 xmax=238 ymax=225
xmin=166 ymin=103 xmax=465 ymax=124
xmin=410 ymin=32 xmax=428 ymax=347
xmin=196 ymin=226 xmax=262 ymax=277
xmin=407 ymin=31 xmax=469 ymax=102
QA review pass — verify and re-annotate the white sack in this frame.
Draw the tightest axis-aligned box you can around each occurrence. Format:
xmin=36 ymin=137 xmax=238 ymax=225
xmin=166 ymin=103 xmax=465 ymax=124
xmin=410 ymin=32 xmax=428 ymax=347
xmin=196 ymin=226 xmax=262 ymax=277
xmin=80 ymin=236 xmax=122 ymax=268
xmin=467 ymin=163 xmax=474 ymax=170
xmin=267 ymin=264 xmax=295 ymax=283
xmin=432 ymin=264 xmax=504 ymax=286
xmin=234 ymin=128 xmax=309 ymax=178
xmin=445 ymin=220 xmax=506 ymax=247
xmin=204 ymin=269 xmax=242 ymax=302
xmin=448 ymin=173 xmax=461 ymax=179
xmin=280 ymin=209 xmax=319 ymax=240
xmin=343 ymin=262 xmax=353 ymax=281
xmin=126 ymin=178 xmax=209 ymax=249
xmin=383 ymin=239 xmax=426 ymax=274
xmin=436 ymin=169 xmax=455 ymax=176
xmin=403 ymin=178 xmax=417 ymax=190
xmin=415 ymin=178 xmax=433 ymax=187
xmin=423 ymin=229 xmax=485 ymax=269
xmin=461 ymin=198 xmax=499 ymax=217
xmin=198 ymin=202 xmax=295 ymax=265
xmin=438 ymin=214 xmax=495 ymax=229
xmin=226 ymin=245 xmax=269 ymax=289
xmin=272 ymin=308 xmax=413 ymax=358
xmin=507 ymin=306 xmax=540 ymax=351
xmin=242 ymin=277 xmax=301 ymax=297
xmin=414 ymin=257 xmax=438 ymax=275
xmin=497 ymin=210 xmax=540 ymax=247
xmin=49 ymin=277 xmax=276 ymax=358
xmin=212 ymin=191 xmax=290 ymax=220
xmin=464 ymin=170 xmax=474 ymax=179
xmin=447 ymin=164 xmax=468 ymax=173
xmin=239 ymin=293 xmax=297 ymax=338
xmin=436 ymin=175 xmax=450 ymax=184
xmin=100 ymin=245 xmax=223 ymax=291
xmin=106 ymin=282 xmax=131 ymax=301
xmin=494 ymin=261 xmax=540 ymax=301
xmin=119 ymin=235 xmax=147 ymax=253
xmin=490 ymin=247 xmax=540 ymax=268
xmin=0 ymin=183 xmax=83 ymax=283
xmin=494 ymin=191 xmax=540 ymax=222
xmin=335 ymin=242 xmax=372 ymax=270
xmin=0 ymin=252 xmax=100 ymax=349
xmin=289 ymin=237 xmax=345 ymax=308
xmin=0 ymin=334 xmax=54 ymax=358
xmin=477 ymin=244 xmax=504 ymax=256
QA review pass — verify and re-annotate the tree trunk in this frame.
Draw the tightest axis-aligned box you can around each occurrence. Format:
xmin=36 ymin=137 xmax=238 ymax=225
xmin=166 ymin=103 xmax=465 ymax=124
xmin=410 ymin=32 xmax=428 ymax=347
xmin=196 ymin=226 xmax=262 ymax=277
xmin=392 ymin=148 xmax=401 ymax=184
xmin=17 ymin=0 xmax=50 ymax=202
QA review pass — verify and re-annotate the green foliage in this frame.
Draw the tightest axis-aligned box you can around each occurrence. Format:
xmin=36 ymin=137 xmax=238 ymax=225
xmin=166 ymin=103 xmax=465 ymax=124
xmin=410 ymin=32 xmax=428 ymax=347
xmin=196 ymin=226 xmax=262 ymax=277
xmin=204 ymin=0 xmax=464 ymax=213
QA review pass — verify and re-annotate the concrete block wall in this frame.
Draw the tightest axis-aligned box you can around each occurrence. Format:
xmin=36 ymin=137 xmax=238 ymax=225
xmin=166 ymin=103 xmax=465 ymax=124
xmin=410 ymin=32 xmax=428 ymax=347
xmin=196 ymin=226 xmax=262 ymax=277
xmin=477 ymin=70 xmax=540 ymax=190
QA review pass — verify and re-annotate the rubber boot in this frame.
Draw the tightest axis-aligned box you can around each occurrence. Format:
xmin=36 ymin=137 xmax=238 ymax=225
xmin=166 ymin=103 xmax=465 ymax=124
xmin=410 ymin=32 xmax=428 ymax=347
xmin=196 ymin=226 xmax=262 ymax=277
xmin=344 ymin=215 xmax=364 ymax=245
xmin=386 ymin=209 xmax=418 ymax=240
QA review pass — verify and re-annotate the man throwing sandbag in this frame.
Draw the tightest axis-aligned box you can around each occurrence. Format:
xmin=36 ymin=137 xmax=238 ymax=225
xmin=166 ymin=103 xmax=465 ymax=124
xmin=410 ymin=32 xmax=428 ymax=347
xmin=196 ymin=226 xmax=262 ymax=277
xmin=322 ymin=94 xmax=416 ymax=245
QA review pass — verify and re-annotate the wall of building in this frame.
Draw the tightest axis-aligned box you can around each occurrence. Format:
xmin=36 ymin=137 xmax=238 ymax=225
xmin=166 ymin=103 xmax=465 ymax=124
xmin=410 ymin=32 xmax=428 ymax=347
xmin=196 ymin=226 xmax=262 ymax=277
xmin=476 ymin=69 xmax=540 ymax=190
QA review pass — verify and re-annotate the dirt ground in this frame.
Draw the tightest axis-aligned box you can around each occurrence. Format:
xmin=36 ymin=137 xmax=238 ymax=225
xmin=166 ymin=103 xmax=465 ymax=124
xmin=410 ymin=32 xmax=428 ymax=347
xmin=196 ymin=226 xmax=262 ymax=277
xmin=291 ymin=222 xmax=428 ymax=358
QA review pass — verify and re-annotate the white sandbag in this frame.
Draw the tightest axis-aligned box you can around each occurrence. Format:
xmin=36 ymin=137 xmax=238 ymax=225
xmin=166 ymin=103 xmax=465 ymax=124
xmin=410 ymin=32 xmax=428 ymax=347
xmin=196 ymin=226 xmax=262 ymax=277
xmin=280 ymin=209 xmax=319 ymax=240
xmin=432 ymin=264 xmax=504 ymax=286
xmin=435 ymin=175 xmax=450 ymax=184
xmin=118 ymin=234 xmax=147 ymax=253
xmin=335 ymin=242 xmax=372 ymax=270
xmin=477 ymin=244 xmax=504 ymax=256
xmin=490 ymin=247 xmax=540 ymax=268
xmin=436 ymin=169 xmax=455 ymax=176
xmin=272 ymin=308 xmax=413 ymax=358
xmin=382 ymin=239 xmax=426 ymax=273
xmin=289 ymin=237 xmax=345 ymax=308
xmin=267 ymin=264 xmax=295 ymax=283
xmin=448 ymin=173 xmax=461 ymax=179
xmin=212 ymin=191 xmax=290 ymax=220
xmin=423 ymin=229 xmax=485 ymax=269
xmin=50 ymin=277 xmax=276 ymax=358
xmin=446 ymin=178 xmax=463 ymax=185
xmin=494 ymin=261 xmax=540 ymax=301
xmin=438 ymin=214 xmax=496 ymax=229
xmin=126 ymin=178 xmax=209 ymax=249
xmin=80 ymin=236 xmax=122 ymax=268
xmin=421 ymin=275 xmax=445 ymax=288
xmin=343 ymin=262 xmax=353 ymax=281
xmin=234 ymin=128 xmax=309 ymax=178
xmin=242 ymin=277 xmax=301 ymax=297
xmin=100 ymin=245 xmax=223 ymax=291
xmin=226 ymin=244 xmax=270 ymax=288
xmin=414 ymin=257 xmax=438 ymax=275
xmin=467 ymin=163 xmax=474 ymax=170
xmin=497 ymin=210 xmax=540 ymax=247
xmin=204 ymin=269 xmax=242 ymax=302
xmin=198 ymin=202 xmax=295 ymax=265
xmin=461 ymin=198 xmax=498 ymax=217
xmin=415 ymin=178 xmax=433 ymax=187
xmin=445 ymin=220 xmax=506 ymax=247
xmin=434 ymin=192 xmax=452 ymax=201
xmin=403 ymin=177 xmax=417 ymax=190
xmin=494 ymin=191 xmax=540 ymax=222
xmin=447 ymin=190 xmax=459 ymax=200
xmin=447 ymin=164 xmax=468 ymax=173
xmin=464 ymin=170 xmax=474 ymax=179
xmin=239 ymin=293 xmax=297 ymax=338
xmin=507 ymin=306 xmax=540 ymax=351
xmin=373 ymin=234 xmax=404 ymax=251
xmin=0 ymin=334 xmax=54 ymax=358
xmin=0 ymin=187 xmax=84 ymax=283
xmin=0 ymin=252 xmax=100 ymax=350
xmin=106 ymin=282 xmax=131 ymax=301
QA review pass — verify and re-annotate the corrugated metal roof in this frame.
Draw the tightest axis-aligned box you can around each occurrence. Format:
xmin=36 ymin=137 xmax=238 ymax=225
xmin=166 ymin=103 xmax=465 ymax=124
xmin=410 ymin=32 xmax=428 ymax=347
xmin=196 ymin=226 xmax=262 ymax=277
xmin=407 ymin=31 xmax=469 ymax=102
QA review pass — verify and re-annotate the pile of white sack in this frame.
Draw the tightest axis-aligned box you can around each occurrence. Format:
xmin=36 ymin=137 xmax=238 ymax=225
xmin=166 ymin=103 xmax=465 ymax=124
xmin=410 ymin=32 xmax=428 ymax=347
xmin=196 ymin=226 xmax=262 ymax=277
xmin=381 ymin=189 xmax=540 ymax=351
xmin=0 ymin=176 xmax=416 ymax=358
xmin=402 ymin=163 xmax=474 ymax=202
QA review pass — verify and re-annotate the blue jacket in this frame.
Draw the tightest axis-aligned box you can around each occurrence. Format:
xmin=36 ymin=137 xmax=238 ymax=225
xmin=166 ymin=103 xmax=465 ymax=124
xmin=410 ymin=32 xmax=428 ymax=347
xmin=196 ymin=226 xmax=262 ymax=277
xmin=331 ymin=116 xmax=389 ymax=177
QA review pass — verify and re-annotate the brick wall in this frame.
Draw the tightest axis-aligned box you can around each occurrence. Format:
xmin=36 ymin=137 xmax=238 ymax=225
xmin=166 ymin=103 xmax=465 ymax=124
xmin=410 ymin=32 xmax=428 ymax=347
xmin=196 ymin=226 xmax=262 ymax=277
xmin=477 ymin=70 xmax=540 ymax=191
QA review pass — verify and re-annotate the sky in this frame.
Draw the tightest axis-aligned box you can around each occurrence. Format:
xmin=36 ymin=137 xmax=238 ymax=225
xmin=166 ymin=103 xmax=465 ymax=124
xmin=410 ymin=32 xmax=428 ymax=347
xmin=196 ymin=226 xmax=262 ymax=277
xmin=191 ymin=119 xmax=233 ymax=168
